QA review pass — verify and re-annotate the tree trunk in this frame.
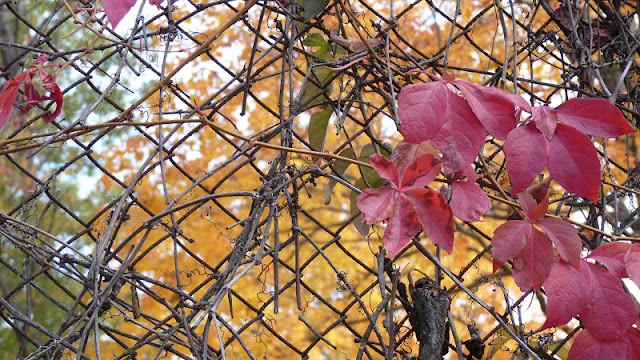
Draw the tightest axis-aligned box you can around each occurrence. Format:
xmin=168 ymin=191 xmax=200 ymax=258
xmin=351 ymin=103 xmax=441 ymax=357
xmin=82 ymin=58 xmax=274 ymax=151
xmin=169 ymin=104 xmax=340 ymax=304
xmin=410 ymin=277 xmax=451 ymax=360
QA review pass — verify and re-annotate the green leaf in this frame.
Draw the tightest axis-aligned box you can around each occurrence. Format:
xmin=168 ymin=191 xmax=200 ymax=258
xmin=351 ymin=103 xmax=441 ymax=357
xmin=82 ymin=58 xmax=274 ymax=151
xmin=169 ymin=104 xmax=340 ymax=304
xmin=358 ymin=143 xmax=392 ymax=184
xmin=298 ymin=65 xmax=334 ymax=108
xmin=303 ymin=0 xmax=330 ymax=20
xmin=324 ymin=148 xmax=355 ymax=204
xmin=350 ymin=177 xmax=369 ymax=238
xmin=309 ymin=106 xmax=333 ymax=158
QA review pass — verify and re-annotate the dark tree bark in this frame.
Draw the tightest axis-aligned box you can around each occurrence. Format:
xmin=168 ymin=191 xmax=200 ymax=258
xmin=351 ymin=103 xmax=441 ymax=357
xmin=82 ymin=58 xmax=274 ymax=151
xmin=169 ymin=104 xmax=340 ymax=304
xmin=409 ymin=277 xmax=451 ymax=360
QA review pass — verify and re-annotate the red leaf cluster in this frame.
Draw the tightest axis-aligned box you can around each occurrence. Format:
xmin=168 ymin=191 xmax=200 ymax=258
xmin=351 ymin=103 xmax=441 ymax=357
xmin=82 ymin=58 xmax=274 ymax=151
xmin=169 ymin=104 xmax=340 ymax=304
xmin=356 ymin=146 xmax=453 ymax=259
xmin=541 ymin=242 xmax=640 ymax=359
xmin=491 ymin=192 xmax=581 ymax=291
xmin=398 ymin=73 xmax=634 ymax=200
xmin=0 ymin=54 xmax=63 ymax=128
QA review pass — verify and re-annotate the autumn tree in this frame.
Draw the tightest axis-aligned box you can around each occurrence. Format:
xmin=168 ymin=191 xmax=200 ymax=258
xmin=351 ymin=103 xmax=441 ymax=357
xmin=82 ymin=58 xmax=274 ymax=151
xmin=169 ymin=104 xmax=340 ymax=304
xmin=1 ymin=0 xmax=640 ymax=359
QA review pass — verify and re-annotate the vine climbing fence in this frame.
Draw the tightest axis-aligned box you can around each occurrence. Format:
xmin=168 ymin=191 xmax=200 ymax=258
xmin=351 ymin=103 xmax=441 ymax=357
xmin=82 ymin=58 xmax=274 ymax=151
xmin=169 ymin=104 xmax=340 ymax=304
xmin=1 ymin=0 xmax=639 ymax=359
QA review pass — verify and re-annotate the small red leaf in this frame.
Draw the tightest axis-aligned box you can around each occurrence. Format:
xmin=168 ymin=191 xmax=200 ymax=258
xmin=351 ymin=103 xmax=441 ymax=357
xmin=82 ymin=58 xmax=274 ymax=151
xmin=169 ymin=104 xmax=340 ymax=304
xmin=511 ymin=227 xmax=554 ymax=291
xmin=491 ymin=220 xmax=532 ymax=264
xmin=517 ymin=191 xmax=537 ymax=220
xmin=588 ymin=241 xmax=632 ymax=278
xmin=624 ymin=243 xmax=640 ymax=287
xmin=453 ymin=81 xmax=522 ymax=140
xmin=580 ymin=261 xmax=638 ymax=341
xmin=568 ymin=329 xmax=628 ymax=360
xmin=42 ymin=83 xmax=63 ymax=123
xmin=531 ymin=105 xmax=558 ymax=140
xmin=542 ymin=259 xmax=589 ymax=330
xmin=398 ymin=82 xmax=451 ymax=143
xmin=450 ymin=181 xmax=491 ymax=222
xmin=0 ymin=80 xmax=22 ymax=128
xmin=357 ymin=187 xmax=396 ymax=224
xmin=526 ymin=176 xmax=552 ymax=203
xmin=369 ymin=153 xmax=399 ymax=186
xmin=406 ymin=188 xmax=454 ymax=253
xmin=504 ymin=123 xmax=549 ymax=194
xmin=537 ymin=218 xmax=582 ymax=266
xmin=102 ymin=0 xmax=138 ymax=29
xmin=400 ymin=154 xmax=441 ymax=190
xmin=555 ymin=98 xmax=635 ymax=138
xmin=390 ymin=141 xmax=440 ymax=175
xmin=383 ymin=193 xmax=421 ymax=259
xmin=547 ymin=123 xmax=600 ymax=201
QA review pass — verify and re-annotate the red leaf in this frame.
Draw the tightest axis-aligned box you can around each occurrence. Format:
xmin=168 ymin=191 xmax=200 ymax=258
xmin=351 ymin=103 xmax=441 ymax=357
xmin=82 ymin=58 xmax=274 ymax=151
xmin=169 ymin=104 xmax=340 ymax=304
xmin=491 ymin=220 xmax=532 ymax=265
xmin=42 ymin=83 xmax=63 ymax=123
xmin=542 ymin=259 xmax=589 ymax=329
xmin=537 ymin=217 xmax=582 ymax=266
xmin=588 ymin=241 xmax=632 ymax=278
xmin=400 ymin=154 xmax=441 ymax=190
xmin=450 ymin=181 xmax=491 ymax=222
xmin=555 ymin=98 xmax=635 ymax=138
xmin=511 ymin=227 xmax=554 ymax=291
xmin=383 ymin=193 xmax=421 ymax=259
xmin=517 ymin=191 xmax=547 ymax=222
xmin=580 ymin=261 xmax=638 ymax=340
xmin=0 ymin=79 xmax=22 ymax=128
xmin=547 ymin=123 xmax=600 ymax=201
xmin=357 ymin=187 xmax=397 ymax=224
xmin=102 ymin=0 xmax=138 ymax=29
xmin=430 ymin=91 xmax=486 ymax=173
xmin=369 ymin=153 xmax=399 ymax=186
xmin=406 ymin=188 xmax=454 ymax=253
xmin=568 ymin=329 xmax=628 ymax=360
xmin=390 ymin=141 xmax=440 ymax=175
xmin=531 ymin=105 xmax=558 ymax=140
xmin=525 ymin=176 xmax=552 ymax=203
xmin=504 ymin=123 xmax=549 ymax=193
xmin=624 ymin=243 xmax=640 ymax=287
xmin=398 ymin=82 xmax=451 ymax=143
xmin=453 ymin=81 xmax=523 ymax=140
xmin=149 ymin=0 xmax=165 ymax=7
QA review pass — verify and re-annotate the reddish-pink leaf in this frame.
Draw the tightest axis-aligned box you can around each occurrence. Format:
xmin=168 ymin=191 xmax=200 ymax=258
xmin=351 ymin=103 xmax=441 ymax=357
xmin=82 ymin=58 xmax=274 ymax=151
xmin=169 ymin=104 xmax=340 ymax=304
xmin=547 ymin=123 xmax=600 ymax=201
xmin=537 ymin=218 xmax=582 ymax=266
xmin=430 ymin=90 xmax=486 ymax=173
xmin=453 ymin=81 xmax=522 ymax=140
xmin=526 ymin=176 xmax=552 ymax=203
xmin=390 ymin=141 xmax=440 ymax=175
xmin=580 ymin=261 xmax=638 ymax=340
xmin=531 ymin=105 xmax=558 ymax=140
xmin=357 ymin=187 xmax=397 ymax=224
xmin=149 ymin=0 xmax=165 ymax=7
xmin=588 ymin=241 xmax=632 ymax=278
xmin=568 ymin=330 xmax=628 ymax=360
xmin=491 ymin=220 xmax=532 ymax=265
xmin=624 ymin=328 xmax=640 ymax=360
xmin=450 ymin=181 xmax=491 ymax=222
xmin=555 ymin=98 xmax=635 ymax=138
xmin=369 ymin=153 xmax=399 ymax=187
xmin=383 ymin=193 xmax=421 ymax=259
xmin=398 ymin=82 xmax=451 ymax=143
xmin=624 ymin=243 xmax=640 ymax=287
xmin=400 ymin=154 xmax=441 ymax=190
xmin=542 ymin=259 xmax=589 ymax=329
xmin=102 ymin=0 xmax=138 ymax=29
xmin=511 ymin=227 xmax=554 ymax=291
xmin=406 ymin=188 xmax=454 ymax=253
xmin=504 ymin=123 xmax=549 ymax=193
xmin=42 ymin=83 xmax=63 ymax=123
xmin=0 ymin=80 xmax=21 ymax=128
xmin=517 ymin=191 xmax=548 ymax=222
